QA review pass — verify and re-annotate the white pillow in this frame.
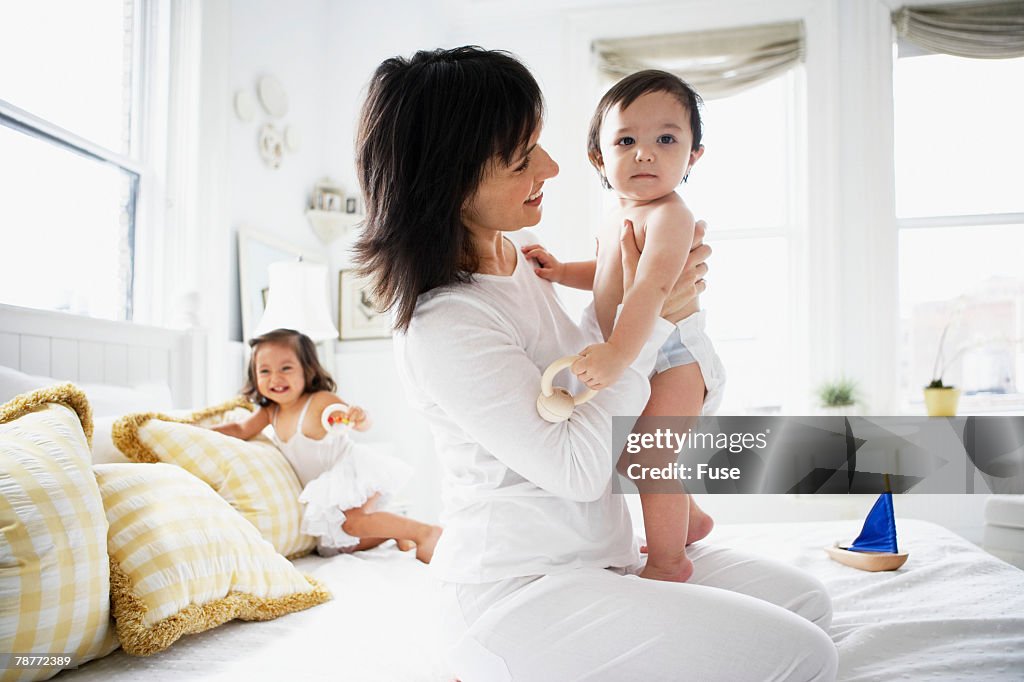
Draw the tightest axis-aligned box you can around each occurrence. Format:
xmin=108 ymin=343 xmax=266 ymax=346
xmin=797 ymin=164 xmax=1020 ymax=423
xmin=0 ymin=364 xmax=173 ymax=417
xmin=78 ymin=381 xmax=174 ymax=417
xmin=0 ymin=364 xmax=50 ymax=402
xmin=92 ymin=415 xmax=132 ymax=464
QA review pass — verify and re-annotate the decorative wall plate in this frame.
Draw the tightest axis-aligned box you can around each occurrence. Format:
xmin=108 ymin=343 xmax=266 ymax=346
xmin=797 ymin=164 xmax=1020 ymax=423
xmin=258 ymin=124 xmax=284 ymax=169
xmin=257 ymin=75 xmax=288 ymax=118
xmin=234 ymin=90 xmax=256 ymax=121
xmin=284 ymin=125 xmax=301 ymax=152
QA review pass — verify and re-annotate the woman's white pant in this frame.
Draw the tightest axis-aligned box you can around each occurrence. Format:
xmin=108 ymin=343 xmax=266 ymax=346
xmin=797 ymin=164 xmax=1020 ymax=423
xmin=441 ymin=543 xmax=838 ymax=681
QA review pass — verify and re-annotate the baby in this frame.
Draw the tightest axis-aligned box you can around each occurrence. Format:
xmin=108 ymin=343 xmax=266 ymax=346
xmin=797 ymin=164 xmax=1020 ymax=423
xmin=524 ymin=70 xmax=723 ymax=581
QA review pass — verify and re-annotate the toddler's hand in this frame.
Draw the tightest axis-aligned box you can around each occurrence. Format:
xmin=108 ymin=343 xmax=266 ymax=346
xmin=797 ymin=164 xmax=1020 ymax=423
xmin=571 ymin=343 xmax=629 ymax=390
xmin=346 ymin=406 xmax=369 ymax=431
xmin=520 ymin=243 xmax=565 ymax=283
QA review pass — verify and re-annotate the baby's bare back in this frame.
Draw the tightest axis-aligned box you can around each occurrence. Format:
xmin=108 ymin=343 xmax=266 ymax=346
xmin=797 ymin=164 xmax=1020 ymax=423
xmin=593 ymin=193 xmax=694 ymax=340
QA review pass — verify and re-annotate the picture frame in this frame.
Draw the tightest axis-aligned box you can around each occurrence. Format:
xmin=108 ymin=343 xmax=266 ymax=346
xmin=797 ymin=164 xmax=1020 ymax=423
xmin=338 ymin=269 xmax=392 ymax=340
xmin=312 ymin=179 xmax=345 ymax=212
xmin=237 ymin=227 xmax=324 ymax=340
xmin=323 ymin=192 xmax=344 ymax=212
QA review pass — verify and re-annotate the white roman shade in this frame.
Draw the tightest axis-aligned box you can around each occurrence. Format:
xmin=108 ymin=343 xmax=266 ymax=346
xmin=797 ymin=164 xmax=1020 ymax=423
xmin=593 ymin=21 xmax=804 ymax=100
xmin=893 ymin=1 xmax=1024 ymax=59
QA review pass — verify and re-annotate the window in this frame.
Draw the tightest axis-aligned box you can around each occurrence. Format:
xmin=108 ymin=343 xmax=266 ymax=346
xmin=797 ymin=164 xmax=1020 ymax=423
xmin=894 ymin=49 xmax=1024 ymax=412
xmin=684 ymin=71 xmax=803 ymax=414
xmin=0 ymin=1 xmax=143 ymax=320
xmin=591 ymin=22 xmax=806 ymax=415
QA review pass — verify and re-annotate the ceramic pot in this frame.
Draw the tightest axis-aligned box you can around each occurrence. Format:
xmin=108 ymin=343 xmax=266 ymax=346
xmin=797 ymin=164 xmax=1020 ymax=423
xmin=818 ymin=405 xmax=857 ymax=416
xmin=923 ymin=387 xmax=960 ymax=417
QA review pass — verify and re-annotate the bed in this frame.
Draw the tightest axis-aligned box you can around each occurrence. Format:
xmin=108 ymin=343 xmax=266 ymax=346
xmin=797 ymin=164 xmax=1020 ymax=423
xmin=2 ymin=303 xmax=1023 ymax=681
xmin=50 ymin=519 xmax=1024 ymax=681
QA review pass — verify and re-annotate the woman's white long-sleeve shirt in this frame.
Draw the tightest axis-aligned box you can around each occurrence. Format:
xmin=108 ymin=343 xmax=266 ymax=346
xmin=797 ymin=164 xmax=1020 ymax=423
xmin=394 ymin=230 xmax=673 ymax=584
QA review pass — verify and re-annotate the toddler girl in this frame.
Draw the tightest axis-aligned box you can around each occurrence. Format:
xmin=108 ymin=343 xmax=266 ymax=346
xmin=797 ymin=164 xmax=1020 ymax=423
xmin=523 ymin=70 xmax=724 ymax=582
xmin=213 ymin=328 xmax=441 ymax=562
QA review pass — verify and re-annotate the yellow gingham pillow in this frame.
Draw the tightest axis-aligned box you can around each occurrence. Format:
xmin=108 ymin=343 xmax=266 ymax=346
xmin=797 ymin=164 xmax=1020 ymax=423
xmin=111 ymin=399 xmax=316 ymax=558
xmin=95 ymin=463 xmax=330 ymax=656
xmin=0 ymin=385 xmax=118 ymax=682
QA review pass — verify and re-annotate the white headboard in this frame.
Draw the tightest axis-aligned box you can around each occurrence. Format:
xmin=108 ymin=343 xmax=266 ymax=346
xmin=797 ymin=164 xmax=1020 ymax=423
xmin=0 ymin=303 xmax=205 ymax=408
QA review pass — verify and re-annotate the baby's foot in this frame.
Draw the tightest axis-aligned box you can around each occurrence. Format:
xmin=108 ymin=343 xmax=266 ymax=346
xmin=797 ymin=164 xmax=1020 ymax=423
xmin=415 ymin=525 xmax=443 ymax=564
xmin=640 ymin=553 xmax=694 ymax=583
xmin=686 ymin=499 xmax=714 ymax=546
xmin=396 ymin=539 xmax=416 ymax=552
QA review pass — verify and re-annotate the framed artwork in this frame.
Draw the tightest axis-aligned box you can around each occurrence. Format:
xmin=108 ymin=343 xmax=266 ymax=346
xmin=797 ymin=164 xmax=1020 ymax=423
xmin=237 ymin=227 xmax=323 ymax=340
xmin=338 ymin=270 xmax=391 ymax=340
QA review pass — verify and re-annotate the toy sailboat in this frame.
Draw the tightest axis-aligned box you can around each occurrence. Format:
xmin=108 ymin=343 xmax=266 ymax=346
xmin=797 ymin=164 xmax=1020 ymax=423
xmin=825 ymin=475 xmax=909 ymax=572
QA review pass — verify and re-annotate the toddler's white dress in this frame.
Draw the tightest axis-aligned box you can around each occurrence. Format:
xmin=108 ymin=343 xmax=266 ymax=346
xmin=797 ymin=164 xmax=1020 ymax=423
xmin=270 ymin=396 xmax=413 ymax=555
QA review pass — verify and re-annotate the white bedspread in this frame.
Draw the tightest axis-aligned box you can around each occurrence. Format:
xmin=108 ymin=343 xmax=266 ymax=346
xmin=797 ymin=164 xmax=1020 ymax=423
xmin=713 ymin=519 xmax=1024 ymax=681
xmin=57 ymin=519 xmax=1024 ymax=681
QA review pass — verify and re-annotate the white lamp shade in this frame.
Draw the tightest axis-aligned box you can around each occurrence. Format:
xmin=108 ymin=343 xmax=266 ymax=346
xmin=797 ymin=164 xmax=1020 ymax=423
xmin=254 ymin=261 xmax=338 ymax=342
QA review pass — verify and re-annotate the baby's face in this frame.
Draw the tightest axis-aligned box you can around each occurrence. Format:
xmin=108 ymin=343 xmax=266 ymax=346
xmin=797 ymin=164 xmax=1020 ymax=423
xmin=597 ymin=90 xmax=703 ymax=202
xmin=254 ymin=343 xmax=305 ymax=406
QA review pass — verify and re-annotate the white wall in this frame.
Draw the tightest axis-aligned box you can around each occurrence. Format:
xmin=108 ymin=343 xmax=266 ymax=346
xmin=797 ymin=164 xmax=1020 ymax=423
xmin=195 ymin=0 xmax=992 ymax=532
xmin=226 ymin=0 xmax=334 ymax=342
xmin=319 ymin=2 xmax=448 ymax=520
xmin=202 ymin=0 xmax=448 ymax=520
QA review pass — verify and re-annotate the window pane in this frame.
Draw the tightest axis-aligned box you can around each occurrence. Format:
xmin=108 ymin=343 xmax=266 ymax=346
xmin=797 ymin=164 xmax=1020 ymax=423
xmin=0 ymin=125 xmax=134 ymax=320
xmin=899 ymin=225 xmax=1024 ymax=407
xmin=684 ymin=75 xmax=791 ymax=231
xmin=701 ymin=237 xmax=789 ymax=413
xmin=0 ymin=1 xmax=132 ymax=153
xmin=894 ymin=54 xmax=1024 ymax=218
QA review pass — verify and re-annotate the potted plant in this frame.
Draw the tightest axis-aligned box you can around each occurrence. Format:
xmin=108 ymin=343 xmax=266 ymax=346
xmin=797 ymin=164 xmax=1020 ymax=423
xmin=923 ymin=377 xmax=960 ymax=417
xmin=816 ymin=378 xmax=859 ymax=416
xmin=924 ymin=318 xmax=961 ymax=417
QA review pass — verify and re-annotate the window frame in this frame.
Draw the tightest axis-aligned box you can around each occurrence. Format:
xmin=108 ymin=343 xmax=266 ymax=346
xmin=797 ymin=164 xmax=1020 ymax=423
xmin=0 ymin=0 xmax=163 ymax=323
xmin=682 ymin=66 xmax=809 ymax=414
xmin=0 ymin=99 xmax=143 ymax=319
xmin=891 ymin=51 xmax=1024 ymax=415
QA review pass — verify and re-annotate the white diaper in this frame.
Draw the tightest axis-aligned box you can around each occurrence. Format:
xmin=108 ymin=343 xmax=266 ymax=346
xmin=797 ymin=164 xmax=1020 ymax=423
xmin=651 ymin=310 xmax=726 ymax=415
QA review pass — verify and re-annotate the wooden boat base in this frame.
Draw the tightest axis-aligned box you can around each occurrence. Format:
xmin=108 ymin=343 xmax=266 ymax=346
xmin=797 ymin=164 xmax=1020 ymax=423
xmin=825 ymin=544 xmax=909 ymax=572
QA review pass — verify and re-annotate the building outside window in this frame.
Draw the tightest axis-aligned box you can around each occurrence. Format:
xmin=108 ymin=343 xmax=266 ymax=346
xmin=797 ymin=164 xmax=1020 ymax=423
xmin=894 ymin=48 xmax=1024 ymax=412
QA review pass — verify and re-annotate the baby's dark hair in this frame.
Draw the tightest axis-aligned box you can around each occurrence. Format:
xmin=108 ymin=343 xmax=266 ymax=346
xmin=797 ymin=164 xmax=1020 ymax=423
xmin=241 ymin=328 xmax=336 ymax=406
xmin=586 ymin=69 xmax=704 ymax=189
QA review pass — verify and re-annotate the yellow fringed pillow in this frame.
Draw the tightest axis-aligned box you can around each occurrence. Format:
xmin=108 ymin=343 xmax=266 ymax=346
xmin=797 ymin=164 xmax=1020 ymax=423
xmin=0 ymin=385 xmax=118 ymax=682
xmin=111 ymin=399 xmax=316 ymax=558
xmin=95 ymin=462 xmax=331 ymax=656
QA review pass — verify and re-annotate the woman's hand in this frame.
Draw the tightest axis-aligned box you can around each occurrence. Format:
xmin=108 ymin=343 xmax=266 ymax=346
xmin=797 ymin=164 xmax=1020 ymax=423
xmin=620 ymin=218 xmax=709 ymax=324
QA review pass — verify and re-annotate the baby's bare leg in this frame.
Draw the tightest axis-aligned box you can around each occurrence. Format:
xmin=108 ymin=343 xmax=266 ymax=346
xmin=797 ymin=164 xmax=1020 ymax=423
xmin=341 ymin=502 xmax=442 ymax=564
xmin=635 ymin=364 xmax=709 ymax=582
xmin=350 ymin=537 xmax=390 ymax=551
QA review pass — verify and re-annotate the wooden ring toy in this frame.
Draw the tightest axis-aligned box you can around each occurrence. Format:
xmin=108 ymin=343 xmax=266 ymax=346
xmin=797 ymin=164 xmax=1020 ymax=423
xmin=321 ymin=403 xmax=351 ymax=431
xmin=537 ymin=355 xmax=598 ymax=423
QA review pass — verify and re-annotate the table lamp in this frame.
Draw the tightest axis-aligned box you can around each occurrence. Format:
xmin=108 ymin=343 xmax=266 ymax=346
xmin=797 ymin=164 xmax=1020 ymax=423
xmin=253 ymin=260 xmax=338 ymax=341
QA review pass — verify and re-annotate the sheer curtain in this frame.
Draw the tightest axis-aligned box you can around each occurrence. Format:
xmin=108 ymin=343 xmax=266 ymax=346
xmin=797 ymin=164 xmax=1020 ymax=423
xmin=592 ymin=21 xmax=803 ymax=99
xmin=893 ymin=1 xmax=1024 ymax=59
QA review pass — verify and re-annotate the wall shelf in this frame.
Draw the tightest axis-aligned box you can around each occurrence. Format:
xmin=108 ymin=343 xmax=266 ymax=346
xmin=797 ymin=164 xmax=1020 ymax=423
xmin=305 ymin=209 xmax=364 ymax=243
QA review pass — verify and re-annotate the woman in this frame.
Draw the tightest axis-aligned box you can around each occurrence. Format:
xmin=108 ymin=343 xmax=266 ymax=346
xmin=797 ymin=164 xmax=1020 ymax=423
xmin=354 ymin=46 xmax=837 ymax=681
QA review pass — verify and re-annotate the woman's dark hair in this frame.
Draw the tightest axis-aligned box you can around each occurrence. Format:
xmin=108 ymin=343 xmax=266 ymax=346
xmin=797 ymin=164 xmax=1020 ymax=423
xmin=353 ymin=46 xmax=544 ymax=332
xmin=241 ymin=328 xmax=336 ymax=406
xmin=586 ymin=70 xmax=703 ymax=189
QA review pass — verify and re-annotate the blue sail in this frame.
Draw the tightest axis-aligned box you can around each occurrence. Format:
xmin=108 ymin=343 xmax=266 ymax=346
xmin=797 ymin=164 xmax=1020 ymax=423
xmin=848 ymin=492 xmax=899 ymax=554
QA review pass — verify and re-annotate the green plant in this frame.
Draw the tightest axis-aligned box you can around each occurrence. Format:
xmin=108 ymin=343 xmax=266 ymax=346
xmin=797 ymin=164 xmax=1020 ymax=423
xmin=817 ymin=378 xmax=858 ymax=407
xmin=929 ymin=317 xmax=957 ymax=389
